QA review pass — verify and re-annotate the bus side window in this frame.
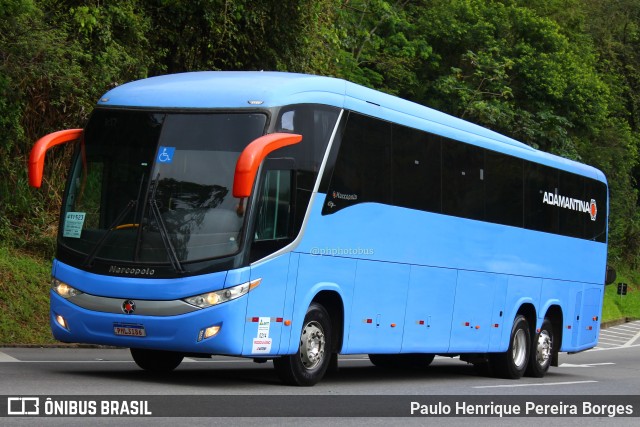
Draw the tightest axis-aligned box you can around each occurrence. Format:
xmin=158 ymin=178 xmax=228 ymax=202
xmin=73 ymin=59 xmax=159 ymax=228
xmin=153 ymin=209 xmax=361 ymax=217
xmin=255 ymin=169 xmax=292 ymax=241
xmin=251 ymin=168 xmax=294 ymax=262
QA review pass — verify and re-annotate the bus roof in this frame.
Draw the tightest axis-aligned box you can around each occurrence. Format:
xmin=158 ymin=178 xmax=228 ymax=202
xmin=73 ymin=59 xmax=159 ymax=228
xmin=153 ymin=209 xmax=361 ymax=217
xmin=98 ymin=71 xmax=605 ymax=183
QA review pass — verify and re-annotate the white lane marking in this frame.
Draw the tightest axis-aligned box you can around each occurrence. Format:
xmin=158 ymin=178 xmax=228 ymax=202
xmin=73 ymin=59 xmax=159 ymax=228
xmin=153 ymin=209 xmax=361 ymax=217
xmin=598 ymin=337 xmax=628 ymax=342
xmin=602 ymin=330 xmax=636 ymax=337
xmin=623 ymin=328 xmax=640 ymax=347
xmin=0 ymin=351 xmax=20 ymax=362
xmin=589 ymin=343 xmax=640 ymax=351
xmin=474 ymin=380 xmax=597 ymax=389
xmin=559 ymin=362 xmax=615 ymax=368
xmin=605 ymin=326 xmax=640 ymax=332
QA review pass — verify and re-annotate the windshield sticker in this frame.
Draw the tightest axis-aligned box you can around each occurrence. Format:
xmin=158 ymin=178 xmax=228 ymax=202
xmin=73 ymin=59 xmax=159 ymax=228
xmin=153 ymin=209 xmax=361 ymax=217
xmin=63 ymin=212 xmax=86 ymax=238
xmin=157 ymin=146 xmax=175 ymax=164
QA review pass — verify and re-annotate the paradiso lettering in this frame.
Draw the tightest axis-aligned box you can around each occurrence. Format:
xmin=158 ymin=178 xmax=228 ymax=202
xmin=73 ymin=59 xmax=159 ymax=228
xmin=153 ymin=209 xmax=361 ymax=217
xmin=542 ymin=191 xmax=597 ymax=221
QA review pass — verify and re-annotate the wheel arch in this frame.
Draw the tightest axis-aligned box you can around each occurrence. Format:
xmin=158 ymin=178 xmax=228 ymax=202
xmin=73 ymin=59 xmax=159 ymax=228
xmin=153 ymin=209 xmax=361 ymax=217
xmin=311 ymin=290 xmax=345 ymax=353
xmin=285 ymin=283 xmax=346 ymax=354
xmin=516 ymin=302 xmax=537 ymax=343
xmin=542 ymin=304 xmax=563 ymax=367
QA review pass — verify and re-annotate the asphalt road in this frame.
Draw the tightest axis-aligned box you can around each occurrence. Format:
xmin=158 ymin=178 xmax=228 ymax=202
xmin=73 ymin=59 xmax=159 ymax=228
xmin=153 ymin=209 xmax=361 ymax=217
xmin=1 ymin=320 xmax=639 ymax=426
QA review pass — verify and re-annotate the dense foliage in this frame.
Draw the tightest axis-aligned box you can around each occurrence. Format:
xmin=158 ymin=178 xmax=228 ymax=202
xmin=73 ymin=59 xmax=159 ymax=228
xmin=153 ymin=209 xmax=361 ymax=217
xmin=1 ymin=0 xmax=639 ymax=266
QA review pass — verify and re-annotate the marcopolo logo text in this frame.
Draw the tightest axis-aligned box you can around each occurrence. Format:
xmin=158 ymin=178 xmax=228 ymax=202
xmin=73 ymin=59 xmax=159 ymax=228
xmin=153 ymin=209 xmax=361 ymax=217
xmin=109 ymin=266 xmax=155 ymax=276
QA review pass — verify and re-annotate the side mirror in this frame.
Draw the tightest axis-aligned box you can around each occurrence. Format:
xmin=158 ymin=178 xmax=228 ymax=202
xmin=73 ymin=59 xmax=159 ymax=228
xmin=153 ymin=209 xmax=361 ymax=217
xmin=232 ymin=133 xmax=302 ymax=198
xmin=605 ymin=265 xmax=617 ymax=286
xmin=29 ymin=129 xmax=83 ymax=188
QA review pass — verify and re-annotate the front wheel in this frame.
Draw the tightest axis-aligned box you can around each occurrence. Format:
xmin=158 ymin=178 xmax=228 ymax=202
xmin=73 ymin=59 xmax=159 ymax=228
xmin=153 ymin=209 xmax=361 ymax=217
xmin=489 ymin=315 xmax=531 ymax=379
xmin=130 ymin=348 xmax=183 ymax=372
xmin=274 ymin=303 xmax=332 ymax=386
xmin=525 ymin=318 xmax=554 ymax=377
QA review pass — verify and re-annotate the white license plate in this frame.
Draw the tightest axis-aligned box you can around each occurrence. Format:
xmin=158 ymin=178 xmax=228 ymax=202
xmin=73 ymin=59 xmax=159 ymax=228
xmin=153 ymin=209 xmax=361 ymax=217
xmin=113 ymin=323 xmax=146 ymax=337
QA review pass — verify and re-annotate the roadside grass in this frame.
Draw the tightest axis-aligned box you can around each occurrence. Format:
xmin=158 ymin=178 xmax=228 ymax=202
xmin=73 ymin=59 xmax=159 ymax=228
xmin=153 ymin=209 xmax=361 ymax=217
xmin=0 ymin=245 xmax=55 ymax=344
xmin=0 ymin=241 xmax=638 ymax=344
xmin=602 ymin=267 xmax=640 ymax=323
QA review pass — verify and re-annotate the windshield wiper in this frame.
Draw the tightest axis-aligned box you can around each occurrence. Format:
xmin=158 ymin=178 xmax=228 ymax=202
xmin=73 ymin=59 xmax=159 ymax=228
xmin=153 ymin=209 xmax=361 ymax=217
xmin=83 ymin=200 xmax=137 ymax=268
xmin=148 ymin=173 xmax=184 ymax=273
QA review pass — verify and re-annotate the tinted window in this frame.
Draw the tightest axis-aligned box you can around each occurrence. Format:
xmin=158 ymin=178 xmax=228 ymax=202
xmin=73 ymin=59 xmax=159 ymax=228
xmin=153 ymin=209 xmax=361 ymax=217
xmin=273 ymin=105 xmax=340 ymax=189
xmin=584 ymin=180 xmax=607 ymax=242
xmin=392 ymin=124 xmax=441 ymax=212
xmin=323 ymin=112 xmax=391 ymax=214
xmin=558 ymin=171 xmax=586 ymax=239
xmin=254 ymin=170 xmax=292 ymax=241
xmin=322 ymin=110 xmax=607 ymax=244
xmin=271 ymin=104 xmax=340 ymax=236
xmin=485 ymin=151 xmax=523 ymax=227
xmin=442 ymin=139 xmax=485 ymax=221
xmin=61 ymin=111 xmax=267 ymax=265
xmin=524 ymin=163 xmax=559 ymax=234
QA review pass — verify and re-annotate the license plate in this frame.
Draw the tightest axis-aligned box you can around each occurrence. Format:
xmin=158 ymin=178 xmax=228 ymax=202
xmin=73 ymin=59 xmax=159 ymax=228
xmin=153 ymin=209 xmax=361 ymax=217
xmin=113 ymin=323 xmax=146 ymax=337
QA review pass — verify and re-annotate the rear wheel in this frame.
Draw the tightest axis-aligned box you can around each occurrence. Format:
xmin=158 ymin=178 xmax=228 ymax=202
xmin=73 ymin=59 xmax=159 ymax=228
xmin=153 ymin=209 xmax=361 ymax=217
xmin=130 ymin=348 xmax=183 ymax=372
xmin=525 ymin=318 xmax=554 ymax=377
xmin=489 ymin=315 xmax=530 ymax=379
xmin=368 ymin=353 xmax=435 ymax=369
xmin=274 ymin=303 xmax=332 ymax=386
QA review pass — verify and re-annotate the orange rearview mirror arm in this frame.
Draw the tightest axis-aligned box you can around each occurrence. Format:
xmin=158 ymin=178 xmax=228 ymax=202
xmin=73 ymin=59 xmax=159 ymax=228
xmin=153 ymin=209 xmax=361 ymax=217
xmin=29 ymin=129 xmax=83 ymax=188
xmin=233 ymin=133 xmax=302 ymax=198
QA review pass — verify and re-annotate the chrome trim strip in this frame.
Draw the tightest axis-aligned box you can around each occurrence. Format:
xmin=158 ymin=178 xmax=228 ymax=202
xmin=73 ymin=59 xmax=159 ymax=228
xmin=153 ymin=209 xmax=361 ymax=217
xmin=68 ymin=293 xmax=200 ymax=316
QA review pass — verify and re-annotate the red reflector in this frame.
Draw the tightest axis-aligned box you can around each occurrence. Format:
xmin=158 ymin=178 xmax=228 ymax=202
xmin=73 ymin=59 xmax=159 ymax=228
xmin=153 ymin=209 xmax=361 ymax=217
xmin=567 ymin=325 xmax=572 ymax=329
xmin=366 ymin=319 xmax=373 ymax=324
xmin=587 ymin=326 xmax=593 ymax=330
xmin=464 ymin=322 xmax=470 ymax=327
xmin=276 ymin=317 xmax=283 ymax=322
xmin=251 ymin=317 xmax=259 ymax=323
xmin=419 ymin=320 xmax=425 ymax=325
xmin=494 ymin=324 xmax=499 ymax=328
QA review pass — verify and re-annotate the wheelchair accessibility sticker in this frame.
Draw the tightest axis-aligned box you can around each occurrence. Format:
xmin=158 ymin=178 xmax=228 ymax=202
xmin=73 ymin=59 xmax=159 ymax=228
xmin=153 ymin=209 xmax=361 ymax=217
xmin=157 ymin=146 xmax=175 ymax=164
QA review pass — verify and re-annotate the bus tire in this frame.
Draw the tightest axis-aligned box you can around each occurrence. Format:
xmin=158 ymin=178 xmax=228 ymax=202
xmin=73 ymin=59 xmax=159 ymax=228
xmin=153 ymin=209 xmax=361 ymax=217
xmin=274 ymin=302 xmax=332 ymax=386
xmin=525 ymin=318 xmax=554 ymax=377
xmin=489 ymin=315 xmax=530 ymax=379
xmin=369 ymin=353 xmax=435 ymax=369
xmin=130 ymin=348 xmax=183 ymax=372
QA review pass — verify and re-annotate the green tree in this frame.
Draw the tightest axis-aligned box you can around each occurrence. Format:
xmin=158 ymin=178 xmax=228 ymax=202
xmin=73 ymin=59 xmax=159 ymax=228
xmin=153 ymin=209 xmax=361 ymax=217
xmin=142 ymin=0 xmax=340 ymax=74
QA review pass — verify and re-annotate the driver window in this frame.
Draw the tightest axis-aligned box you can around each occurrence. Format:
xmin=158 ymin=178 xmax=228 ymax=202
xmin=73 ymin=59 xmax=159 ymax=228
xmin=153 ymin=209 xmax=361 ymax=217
xmin=255 ymin=170 xmax=292 ymax=241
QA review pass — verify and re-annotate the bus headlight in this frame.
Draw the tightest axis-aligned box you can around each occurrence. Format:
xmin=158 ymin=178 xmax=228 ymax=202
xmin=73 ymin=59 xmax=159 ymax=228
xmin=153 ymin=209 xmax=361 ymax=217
xmin=51 ymin=278 xmax=83 ymax=299
xmin=183 ymin=278 xmax=261 ymax=308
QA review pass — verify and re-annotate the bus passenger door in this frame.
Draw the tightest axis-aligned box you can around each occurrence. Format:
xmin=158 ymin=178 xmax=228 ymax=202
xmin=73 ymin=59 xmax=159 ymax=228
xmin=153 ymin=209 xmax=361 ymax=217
xmin=242 ymin=161 xmax=297 ymax=357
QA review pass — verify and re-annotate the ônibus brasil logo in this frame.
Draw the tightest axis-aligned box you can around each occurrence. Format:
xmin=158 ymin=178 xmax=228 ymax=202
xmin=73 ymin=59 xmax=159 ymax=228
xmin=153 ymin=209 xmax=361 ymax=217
xmin=542 ymin=191 xmax=597 ymax=221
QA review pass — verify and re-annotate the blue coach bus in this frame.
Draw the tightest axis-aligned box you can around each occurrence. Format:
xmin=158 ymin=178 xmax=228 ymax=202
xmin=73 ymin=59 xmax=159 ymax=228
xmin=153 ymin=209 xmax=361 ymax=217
xmin=29 ymin=72 xmax=611 ymax=386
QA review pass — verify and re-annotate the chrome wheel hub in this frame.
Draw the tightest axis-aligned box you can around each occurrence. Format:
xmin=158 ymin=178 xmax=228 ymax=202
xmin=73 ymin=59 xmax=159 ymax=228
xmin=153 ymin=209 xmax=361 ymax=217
xmin=299 ymin=320 xmax=325 ymax=370
xmin=536 ymin=330 xmax=552 ymax=366
xmin=512 ymin=328 xmax=527 ymax=369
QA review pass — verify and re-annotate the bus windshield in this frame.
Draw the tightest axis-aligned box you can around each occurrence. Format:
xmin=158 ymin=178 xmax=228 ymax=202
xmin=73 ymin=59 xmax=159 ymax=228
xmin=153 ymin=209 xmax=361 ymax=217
xmin=61 ymin=109 xmax=267 ymax=266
